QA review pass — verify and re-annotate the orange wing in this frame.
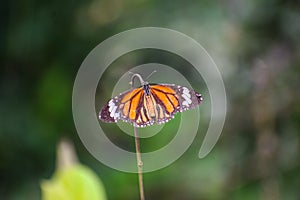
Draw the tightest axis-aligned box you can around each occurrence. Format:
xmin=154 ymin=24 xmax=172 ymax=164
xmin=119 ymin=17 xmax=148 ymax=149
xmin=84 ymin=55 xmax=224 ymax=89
xmin=99 ymin=83 xmax=203 ymax=127
xmin=99 ymin=87 xmax=143 ymax=123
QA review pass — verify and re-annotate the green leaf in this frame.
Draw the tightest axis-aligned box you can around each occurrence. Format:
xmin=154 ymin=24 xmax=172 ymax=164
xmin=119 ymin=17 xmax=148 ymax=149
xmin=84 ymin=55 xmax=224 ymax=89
xmin=41 ymin=165 xmax=107 ymax=200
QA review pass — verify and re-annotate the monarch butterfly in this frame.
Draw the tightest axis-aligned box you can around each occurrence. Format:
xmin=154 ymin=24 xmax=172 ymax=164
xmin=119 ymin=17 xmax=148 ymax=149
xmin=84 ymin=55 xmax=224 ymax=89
xmin=99 ymin=73 xmax=203 ymax=127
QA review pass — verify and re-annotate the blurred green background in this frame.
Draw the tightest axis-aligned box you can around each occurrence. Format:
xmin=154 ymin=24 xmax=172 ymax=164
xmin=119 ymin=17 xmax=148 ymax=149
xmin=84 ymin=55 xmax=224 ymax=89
xmin=1 ymin=0 xmax=300 ymax=199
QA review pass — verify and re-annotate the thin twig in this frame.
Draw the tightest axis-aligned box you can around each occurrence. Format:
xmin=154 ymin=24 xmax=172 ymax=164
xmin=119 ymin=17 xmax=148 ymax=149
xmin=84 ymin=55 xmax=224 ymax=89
xmin=130 ymin=73 xmax=145 ymax=200
xmin=134 ymin=126 xmax=145 ymax=200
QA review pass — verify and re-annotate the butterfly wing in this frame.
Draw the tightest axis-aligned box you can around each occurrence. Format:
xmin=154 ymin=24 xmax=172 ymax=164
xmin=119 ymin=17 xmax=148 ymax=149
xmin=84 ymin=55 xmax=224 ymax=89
xmin=99 ymin=87 xmax=144 ymax=123
xmin=99 ymin=83 xmax=203 ymax=127
xmin=155 ymin=84 xmax=203 ymax=110
xmin=149 ymin=84 xmax=203 ymax=124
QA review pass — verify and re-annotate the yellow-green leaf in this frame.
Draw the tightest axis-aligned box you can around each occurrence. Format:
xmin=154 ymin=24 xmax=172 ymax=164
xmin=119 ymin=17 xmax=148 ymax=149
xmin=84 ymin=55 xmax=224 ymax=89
xmin=41 ymin=165 xmax=107 ymax=200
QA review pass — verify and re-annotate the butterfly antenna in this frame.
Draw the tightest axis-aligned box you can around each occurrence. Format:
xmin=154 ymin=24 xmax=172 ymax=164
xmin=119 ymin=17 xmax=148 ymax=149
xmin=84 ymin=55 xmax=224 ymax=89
xmin=128 ymin=70 xmax=156 ymax=87
xmin=129 ymin=73 xmax=147 ymax=88
xmin=145 ymin=70 xmax=157 ymax=81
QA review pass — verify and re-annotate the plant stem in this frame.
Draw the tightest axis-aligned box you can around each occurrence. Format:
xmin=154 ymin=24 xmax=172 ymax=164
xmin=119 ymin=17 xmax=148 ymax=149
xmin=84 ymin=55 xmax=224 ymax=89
xmin=134 ymin=126 xmax=145 ymax=200
xmin=130 ymin=73 xmax=145 ymax=200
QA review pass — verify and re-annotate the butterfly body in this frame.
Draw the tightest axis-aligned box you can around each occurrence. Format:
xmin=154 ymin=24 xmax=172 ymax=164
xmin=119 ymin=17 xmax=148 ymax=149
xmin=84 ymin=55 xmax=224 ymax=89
xmin=99 ymin=81 xmax=203 ymax=128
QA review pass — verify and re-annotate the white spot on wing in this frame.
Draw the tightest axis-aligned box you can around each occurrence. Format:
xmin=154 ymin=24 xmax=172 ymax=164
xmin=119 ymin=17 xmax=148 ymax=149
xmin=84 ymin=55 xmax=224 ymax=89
xmin=181 ymin=87 xmax=192 ymax=106
xmin=114 ymin=112 xmax=120 ymax=119
xmin=182 ymin=101 xmax=189 ymax=106
xmin=108 ymin=100 xmax=114 ymax=106
xmin=108 ymin=100 xmax=115 ymax=112
xmin=182 ymin=93 xmax=192 ymax=104
xmin=183 ymin=91 xmax=191 ymax=98
xmin=110 ymin=105 xmax=118 ymax=118
xmin=182 ymin=87 xmax=190 ymax=95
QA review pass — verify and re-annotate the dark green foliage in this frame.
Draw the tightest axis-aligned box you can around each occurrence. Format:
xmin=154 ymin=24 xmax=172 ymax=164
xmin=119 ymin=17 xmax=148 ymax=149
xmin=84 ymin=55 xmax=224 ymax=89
xmin=1 ymin=0 xmax=300 ymax=199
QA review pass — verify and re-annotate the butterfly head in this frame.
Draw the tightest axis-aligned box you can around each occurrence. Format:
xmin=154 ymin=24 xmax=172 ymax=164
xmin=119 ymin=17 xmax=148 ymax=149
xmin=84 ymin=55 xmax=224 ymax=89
xmin=142 ymin=84 xmax=151 ymax=95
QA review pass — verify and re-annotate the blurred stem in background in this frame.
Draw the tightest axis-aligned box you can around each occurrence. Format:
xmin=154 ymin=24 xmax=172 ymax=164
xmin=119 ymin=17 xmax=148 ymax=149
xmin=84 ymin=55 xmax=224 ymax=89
xmin=252 ymin=60 xmax=281 ymax=200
